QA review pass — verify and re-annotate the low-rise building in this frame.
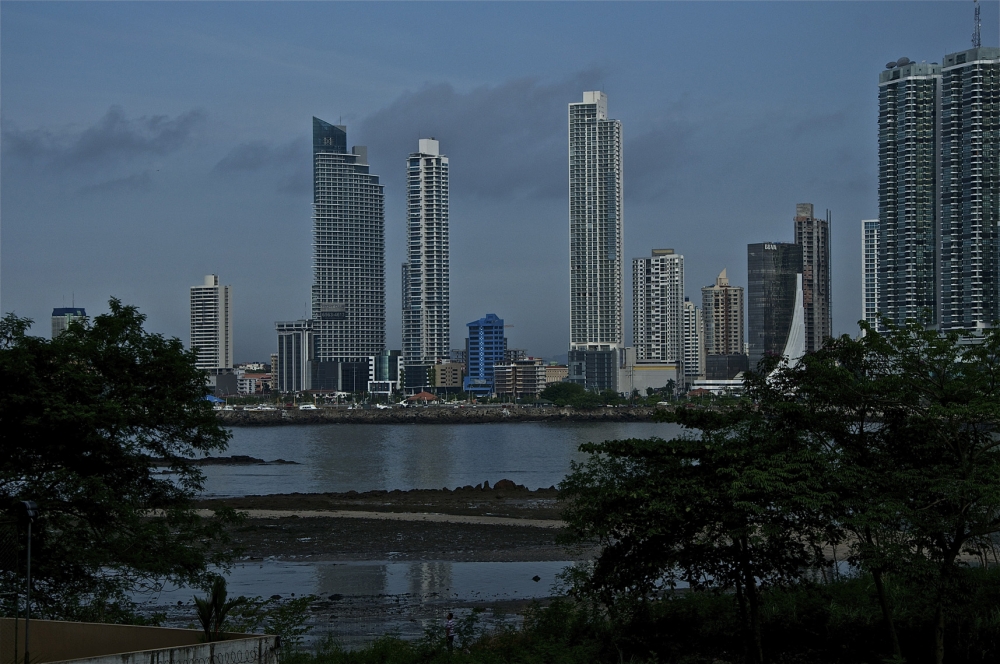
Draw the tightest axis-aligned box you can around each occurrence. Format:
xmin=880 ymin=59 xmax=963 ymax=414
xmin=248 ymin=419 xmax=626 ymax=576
xmin=544 ymin=364 xmax=569 ymax=384
xmin=430 ymin=360 xmax=464 ymax=394
xmin=494 ymin=358 xmax=547 ymax=397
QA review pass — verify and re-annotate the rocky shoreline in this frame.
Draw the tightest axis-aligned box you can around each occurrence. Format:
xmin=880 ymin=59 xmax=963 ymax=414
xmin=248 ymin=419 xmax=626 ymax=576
xmin=217 ymin=404 xmax=667 ymax=426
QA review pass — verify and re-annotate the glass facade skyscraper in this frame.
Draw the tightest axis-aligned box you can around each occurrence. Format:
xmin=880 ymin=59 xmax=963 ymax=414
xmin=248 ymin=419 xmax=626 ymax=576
xmin=747 ymin=243 xmax=802 ymax=368
xmin=878 ymin=60 xmax=941 ymax=327
xmin=402 ymin=138 xmax=450 ymax=390
xmin=938 ymin=47 xmax=1000 ymax=331
xmin=311 ymin=118 xmax=385 ymax=388
xmin=569 ymin=91 xmax=623 ymax=351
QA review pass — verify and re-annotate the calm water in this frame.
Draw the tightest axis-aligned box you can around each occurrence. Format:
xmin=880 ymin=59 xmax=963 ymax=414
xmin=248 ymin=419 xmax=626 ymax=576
xmin=201 ymin=421 xmax=684 ymax=497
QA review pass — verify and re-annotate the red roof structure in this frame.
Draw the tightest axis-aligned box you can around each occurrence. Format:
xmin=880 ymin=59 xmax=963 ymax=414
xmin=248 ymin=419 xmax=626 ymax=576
xmin=406 ymin=391 xmax=439 ymax=403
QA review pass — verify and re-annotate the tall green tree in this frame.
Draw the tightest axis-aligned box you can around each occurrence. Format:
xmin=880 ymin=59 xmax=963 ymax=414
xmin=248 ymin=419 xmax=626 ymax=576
xmin=560 ymin=366 xmax=835 ymax=663
xmin=0 ymin=300 xmax=240 ymax=621
xmin=773 ymin=322 xmax=1000 ymax=664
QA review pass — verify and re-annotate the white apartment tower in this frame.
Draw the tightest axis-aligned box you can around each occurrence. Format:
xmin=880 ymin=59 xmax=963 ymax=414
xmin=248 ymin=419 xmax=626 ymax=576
xmin=682 ymin=297 xmax=704 ymax=381
xmin=402 ymin=138 xmax=451 ymax=371
xmin=633 ymin=249 xmax=684 ymax=366
xmin=863 ymin=220 xmax=880 ymax=328
xmin=190 ymin=274 xmax=232 ymax=372
xmin=311 ymin=118 xmax=385 ymax=361
xmin=569 ymin=91 xmax=624 ymax=350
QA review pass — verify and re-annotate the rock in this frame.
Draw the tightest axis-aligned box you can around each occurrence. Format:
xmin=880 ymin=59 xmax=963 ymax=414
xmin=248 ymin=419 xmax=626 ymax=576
xmin=483 ymin=480 xmax=491 ymax=490
xmin=493 ymin=479 xmax=517 ymax=491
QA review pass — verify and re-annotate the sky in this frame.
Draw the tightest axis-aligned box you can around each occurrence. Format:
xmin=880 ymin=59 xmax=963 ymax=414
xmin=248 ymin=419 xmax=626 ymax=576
xmin=2 ymin=1 xmax=997 ymax=362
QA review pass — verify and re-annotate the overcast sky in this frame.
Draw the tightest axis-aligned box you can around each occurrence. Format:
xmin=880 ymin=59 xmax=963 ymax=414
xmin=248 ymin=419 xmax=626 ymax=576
xmin=2 ymin=1 xmax=996 ymax=361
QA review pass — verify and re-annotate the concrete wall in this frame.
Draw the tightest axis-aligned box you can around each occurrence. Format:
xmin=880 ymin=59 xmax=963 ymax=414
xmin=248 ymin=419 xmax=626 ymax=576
xmin=0 ymin=618 xmax=277 ymax=664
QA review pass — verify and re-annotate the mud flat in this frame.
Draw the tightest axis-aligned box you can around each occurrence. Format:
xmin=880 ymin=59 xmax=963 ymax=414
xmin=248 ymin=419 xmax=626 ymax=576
xmin=217 ymin=405 xmax=667 ymax=426
xmin=198 ymin=482 xmax=591 ymax=563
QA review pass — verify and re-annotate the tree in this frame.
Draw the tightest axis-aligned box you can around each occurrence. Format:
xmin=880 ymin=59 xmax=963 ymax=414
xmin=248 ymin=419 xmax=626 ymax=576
xmin=0 ymin=300 xmax=240 ymax=621
xmin=560 ymin=366 xmax=834 ymax=663
xmin=772 ymin=321 xmax=1000 ymax=663
xmin=540 ymin=381 xmax=586 ymax=405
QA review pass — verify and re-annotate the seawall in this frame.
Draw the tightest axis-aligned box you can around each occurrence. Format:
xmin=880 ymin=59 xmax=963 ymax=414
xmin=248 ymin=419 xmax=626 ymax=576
xmin=217 ymin=405 xmax=669 ymax=426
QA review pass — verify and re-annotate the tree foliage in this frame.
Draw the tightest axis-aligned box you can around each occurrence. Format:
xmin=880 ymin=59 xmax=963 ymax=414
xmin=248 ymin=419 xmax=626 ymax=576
xmin=560 ymin=321 xmax=1000 ymax=663
xmin=0 ymin=300 xmax=240 ymax=620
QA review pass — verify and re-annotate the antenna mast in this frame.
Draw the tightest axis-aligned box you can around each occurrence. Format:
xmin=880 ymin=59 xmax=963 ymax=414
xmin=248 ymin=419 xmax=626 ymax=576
xmin=973 ymin=0 xmax=981 ymax=49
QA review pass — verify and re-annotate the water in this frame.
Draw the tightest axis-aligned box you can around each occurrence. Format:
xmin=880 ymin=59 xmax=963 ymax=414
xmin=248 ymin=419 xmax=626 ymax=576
xmin=201 ymin=421 xmax=683 ymax=497
xmin=139 ymin=560 xmax=574 ymax=647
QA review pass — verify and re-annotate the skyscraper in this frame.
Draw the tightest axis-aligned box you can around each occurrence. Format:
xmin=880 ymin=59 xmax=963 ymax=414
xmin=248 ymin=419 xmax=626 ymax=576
xmin=569 ymin=91 xmax=623 ymax=351
xmin=701 ymin=270 xmax=744 ymax=357
xmin=863 ymin=220 xmax=881 ymax=328
xmin=190 ymin=274 xmax=232 ymax=373
xmin=747 ymin=243 xmax=803 ymax=368
xmin=402 ymin=138 xmax=450 ymax=391
xmin=311 ymin=118 xmax=385 ymax=389
xmin=633 ymin=249 xmax=684 ymax=366
xmin=682 ymin=297 xmax=704 ymax=381
xmin=793 ymin=204 xmax=832 ymax=352
xmin=938 ymin=47 xmax=1000 ymax=331
xmin=51 ymin=307 xmax=87 ymax=338
xmin=878 ymin=59 xmax=941 ymax=326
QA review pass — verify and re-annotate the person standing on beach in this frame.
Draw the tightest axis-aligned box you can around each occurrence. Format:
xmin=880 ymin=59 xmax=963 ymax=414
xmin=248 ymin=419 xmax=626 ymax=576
xmin=445 ymin=612 xmax=455 ymax=650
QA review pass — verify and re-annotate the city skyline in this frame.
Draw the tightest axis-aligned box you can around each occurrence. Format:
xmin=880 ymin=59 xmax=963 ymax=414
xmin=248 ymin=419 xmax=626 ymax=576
xmin=2 ymin=2 xmax=997 ymax=361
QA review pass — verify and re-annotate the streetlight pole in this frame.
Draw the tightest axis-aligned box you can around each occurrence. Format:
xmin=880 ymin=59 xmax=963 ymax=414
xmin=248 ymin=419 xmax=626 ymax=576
xmin=18 ymin=501 xmax=38 ymax=664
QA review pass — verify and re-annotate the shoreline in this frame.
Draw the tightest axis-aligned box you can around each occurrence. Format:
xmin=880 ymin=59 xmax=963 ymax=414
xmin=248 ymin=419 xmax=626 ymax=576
xmin=217 ymin=404 xmax=668 ymax=426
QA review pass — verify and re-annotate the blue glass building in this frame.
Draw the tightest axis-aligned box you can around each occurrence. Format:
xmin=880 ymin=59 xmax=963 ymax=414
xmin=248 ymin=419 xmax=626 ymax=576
xmin=463 ymin=314 xmax=506 ymax=396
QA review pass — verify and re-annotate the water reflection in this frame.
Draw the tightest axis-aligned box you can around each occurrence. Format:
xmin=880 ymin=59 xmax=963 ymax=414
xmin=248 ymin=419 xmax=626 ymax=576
xmin=202 ymin=421 xmax=680 ymax=497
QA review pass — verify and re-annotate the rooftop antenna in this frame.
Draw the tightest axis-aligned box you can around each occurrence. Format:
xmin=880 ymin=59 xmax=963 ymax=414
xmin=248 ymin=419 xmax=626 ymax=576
xmin=973 ymin=0 xmax=981 ymax=48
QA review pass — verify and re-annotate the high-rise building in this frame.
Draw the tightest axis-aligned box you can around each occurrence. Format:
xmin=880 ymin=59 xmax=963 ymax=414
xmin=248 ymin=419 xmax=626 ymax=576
xmin=463 ymin=314 xmax=506 ymax=396
xmin=863 ymin=220 xmax=881 ymax=328
xmin=190 ymin=274 xmax=232 ymax=373
xmin=747 ymin=243 xmax=803 ymax=368
xmin=402 ymin=138 xmax=451 ymax=390
xmin=569 ymin=91 xmax=624 ymax=352
xmin=793 ymin=204 xmax=832 ymax=351
xmin=311 ymin=118 xmax=385 ymax=388
xmin=701 ymin=270 xmax=744 ymax=357
xmin=938 ymin=47 xmax=1000 ymax=331
xmin=51 ymin=307 xmax=87 ymax=338
xmin=878 ymin=59 xmax=941 ymax=327
xmin=682 ymin=297 xmax=704 ymax=381
xmin=275 ymin=320 xmax=314 ymax=393
xmin=633 ymin=249 xmax=684 ymax=366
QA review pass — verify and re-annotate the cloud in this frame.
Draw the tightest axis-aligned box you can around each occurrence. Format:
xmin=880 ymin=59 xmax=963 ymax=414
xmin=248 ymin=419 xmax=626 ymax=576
xmin=213 ymin=137 xmax=311 ymax=195
xmin=2 ymin=106 xmax=206 ymax=170
xmin=77 ymin=171 xmax=153 ymax=197
xmin=356 ymin=71 xmax=604 ymax=200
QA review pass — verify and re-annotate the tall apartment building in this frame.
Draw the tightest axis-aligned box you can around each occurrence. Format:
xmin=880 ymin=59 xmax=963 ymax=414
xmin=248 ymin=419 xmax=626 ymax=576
xmin=190 ymin=274 xmax=232 ymax=373
xmin=569 ymin=91 xmax=624 ymax=351
xmin=748 ymin=243 xmax=803 ymax=368
xmin=275 ymin=320 xmax=314 ymax=393
xmin=863 ymin=220 xmax=881 ymax=328
xmin=701 ymin=270 xmax=744 ymax=356
xmin=878 ymin=59 xmax=941 ymax=326
xmin=682 ymin=297 xmax=704 ymax=381
xmin=874 ymin=47 xmax=999 ymax=331
xmin=938 ymin=47 xmax=1000 ymax=331
xmin=51 ymin=307 xmax=87 ymax=338
xmin=633 ymin=249 xmax=684 ymax=367
xmin=311 ymin=118 xmax=385 ymax=388
xmin=463 ymin=313 xmax=506 ymax=396
xmin=402 ymin=138 xmax=451 ymax=390
xmin=793 ymin=204 xmax=832 ymax=351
